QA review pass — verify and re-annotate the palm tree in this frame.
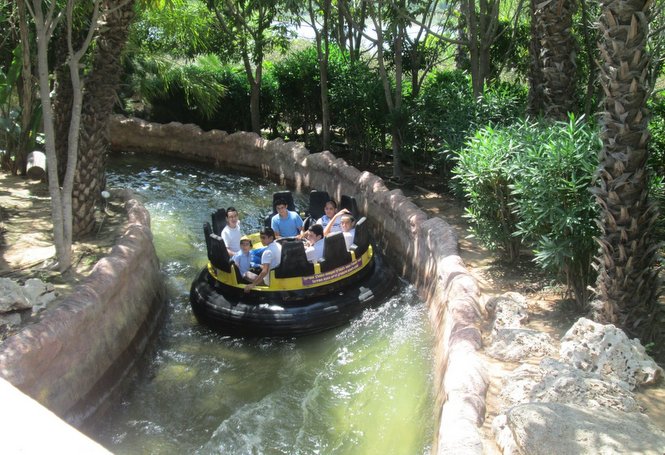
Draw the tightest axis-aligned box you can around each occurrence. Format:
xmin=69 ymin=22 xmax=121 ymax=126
xmin=527 ymin=0 xmax=544 ymax=116
xmin=73 ymin=0 xmax=136 ymax=237
xmin=533 ymin=0 xmax=577 ymax=119
xmin=594 ymin=0 xmax=661 ymax=339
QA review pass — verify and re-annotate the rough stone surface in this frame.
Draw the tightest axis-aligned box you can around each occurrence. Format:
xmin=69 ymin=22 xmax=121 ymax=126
xmin=561 ymin=317 xmax=663 ymax=389
xmin=0 ymin=191 xmax=166 ymax=425
xmin=0 ymin=277 xmax=55 ymax=313
xmin=496 ymin=403 xmax=665 ymax=455
xmin=497 ymin=358 xmax=641 ymax=412
xmin=0 ymin=278 xmax=31 ymax=312
xmin=489 ymin=299 xmax=664 ymax=454
xmin=486 ymin=292 xmax=529 ymax=332
xmin=485 ymin=292 xmax=555 ymax=362
xmin=0 ymin=312 xmax=22 ymax=329
xmin=486 ymin=328 xmax=557 ymax=361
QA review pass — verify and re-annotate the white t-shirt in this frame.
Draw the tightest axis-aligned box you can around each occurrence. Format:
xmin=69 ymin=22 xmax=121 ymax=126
xmin=222 ymin=223 xmax=242 ymax=253
xmin=305 ymin=238 xmax=325 ymax=263
xmin=260 ymin=241 xmax=282 ymax=284
xmin=343 ymin=229 xmax=355 ymax=250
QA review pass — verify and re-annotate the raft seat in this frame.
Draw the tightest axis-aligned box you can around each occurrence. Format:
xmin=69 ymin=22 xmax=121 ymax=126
xmin=320 ymin=232 xmax=352 ymax=273
xmin=340 ymin=195 xmax=359 ymax=219
xmin=350 ymin=216 xmax=369 ymax=257
xmin=303 ymin=189 xmax=330 ymax=231
xmin=275 ymin=241 xmax=315 ymax=278
xmin=204 ymin=223 xmax=232 ymax=273
xmin=211 ymin=208 xmax=227 ymax=235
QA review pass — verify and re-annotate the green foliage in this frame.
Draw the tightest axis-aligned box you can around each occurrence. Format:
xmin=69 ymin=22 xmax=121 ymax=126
xmin=650 ymin=173 xmax=665 ymax=242
xmin=648 ymin=93 xmax=665 ymax=176
xmin=271 ymin=46 xmax=320 ymax=137
xmin=328 ymin=50 xmax=388 ymax=162
xmin=123 ymin=53 xmax=227 ymax=128
xmin=129 ymin=0 xmax=224 ymax=58
xmin=405 ymin=70 xmax=526 ymax=182
xmin=454 ymin=123 xmax=523 ymax=261
xmin=0 ymin=45 xmax=42 ymax=172
xmin=454 ymin=116 xmax=602 ymax=307
xmin=268 ymin=44 xmax=387 ymax=157
xmin=510 ymin=115 xmax=601 ymax=306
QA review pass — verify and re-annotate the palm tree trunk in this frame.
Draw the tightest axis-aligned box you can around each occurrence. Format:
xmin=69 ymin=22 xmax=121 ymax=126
xmin=534 ymin=0 xmax=577 ymax=120
xmin=594 ymin=0 xmax=661 ymax=339
xmin=73 ymin=0 xmax=136 ymax=238
xmin=527 ymin=0 xmax=544 ymax=116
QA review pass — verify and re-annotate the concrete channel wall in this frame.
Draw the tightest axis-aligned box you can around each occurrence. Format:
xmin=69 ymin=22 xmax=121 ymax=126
xmin=0 ymin=189 xmax=165 ymax=427
xmin=109 ymin=115 xmax=488 ymax=453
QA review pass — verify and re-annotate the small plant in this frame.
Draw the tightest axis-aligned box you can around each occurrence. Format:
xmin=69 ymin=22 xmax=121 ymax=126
xmin=454 ymin=123 xmax=522 ymax=261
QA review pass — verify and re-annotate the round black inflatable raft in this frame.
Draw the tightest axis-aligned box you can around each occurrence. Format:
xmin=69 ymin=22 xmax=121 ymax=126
xmin=190 ymin=245 xmax=396 ymax=337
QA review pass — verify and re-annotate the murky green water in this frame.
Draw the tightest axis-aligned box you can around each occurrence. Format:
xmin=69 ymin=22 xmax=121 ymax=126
xmin=91 ymin=153 xmax=435 ymax=454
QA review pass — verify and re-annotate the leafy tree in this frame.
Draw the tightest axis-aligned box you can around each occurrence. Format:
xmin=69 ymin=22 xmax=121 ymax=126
xmin=271 ymin=46 xmax=320 ymax=139
xmin=328 ymin=51 xmax=387 ymax=165
xmin=0 ymin=1 xmax=38 ymax=175
xmin=125 ymin=53 xmax=226 ymax=126
xmin=304 ymin=0 xmax=332 ymax=150
xmin=27 ymin=0 xmax=105 ymax=271
xmin=206 ymin=0 xmax=296 ymax=134
xmin=335 ymin=0 xmax=369 ymax=62
xmin=129 ymin=0 xmax=222 ymax=58
xmin=349 ymin=0 xmax=408 ymax=179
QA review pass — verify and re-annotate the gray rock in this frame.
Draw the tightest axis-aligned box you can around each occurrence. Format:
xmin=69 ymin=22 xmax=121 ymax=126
xmin=498 ymin=358 xmax=640 ymax=413
xmin=561 ymin=318 xmax=663 ymax=389
xmin=486 ymin=292 xmax=529 ymax=332
xmin=496 ymin=402 xmax=665 ymax=455
xmin=22 ymin=278 xmax=54 ymax=302
xmin=0 ymin=312 xmax=22 ymax=328
xmin=0 ymin=278 xmax=30 ymax=312
xmin=0 ymin=278 xmax=57 ymax=314
xmin=486 ymin=328 xmax=556 ymax=362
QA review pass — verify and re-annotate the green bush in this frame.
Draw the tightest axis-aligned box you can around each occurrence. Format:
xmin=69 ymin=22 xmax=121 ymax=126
xmin=510 ymin=115 xmax=601 ymax=306
xmin=648 ymin=94 xmax=665 ymax=175
xmin=271 ymin=47 xmax=320 ymax=138
xmin=328 ymin=52 xmax=387 ymax=163
xmin=455 ymin=116 xmax=602 ymax=308
xmin=404 ymin=70 xmax=526 ymax=183
xmin=453 ymin=123 xmax=523 ymax=261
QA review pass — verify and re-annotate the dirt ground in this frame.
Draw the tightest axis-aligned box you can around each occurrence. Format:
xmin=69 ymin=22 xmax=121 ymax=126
xmin=0 ymin=172 xmax=126 ymax=339
xmin=2 ymin=170 xmax=664 ymax=444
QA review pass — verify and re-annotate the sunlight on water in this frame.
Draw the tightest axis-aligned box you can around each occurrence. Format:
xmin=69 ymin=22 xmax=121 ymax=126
xmin=91 ymin=153 xmax=435 ymax=454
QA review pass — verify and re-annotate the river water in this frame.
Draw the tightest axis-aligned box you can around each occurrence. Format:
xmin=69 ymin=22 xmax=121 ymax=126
xmin=90 ymin=153 xmax=435 ymax=454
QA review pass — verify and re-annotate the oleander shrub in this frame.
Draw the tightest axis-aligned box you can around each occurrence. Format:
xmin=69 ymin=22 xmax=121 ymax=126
xmin=455 ymin=115 xmax=602 ymax=308
xmin=648 ymin=94 xmax=665 ymax=176
xmin=510 ymin=115 xmax=601 ymax=307
xmin=454 ymin=123 xmax=523 ymax=262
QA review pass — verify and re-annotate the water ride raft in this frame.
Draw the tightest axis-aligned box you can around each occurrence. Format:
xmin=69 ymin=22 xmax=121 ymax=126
xmin=189 ymin=194 xmax=397 ymax=337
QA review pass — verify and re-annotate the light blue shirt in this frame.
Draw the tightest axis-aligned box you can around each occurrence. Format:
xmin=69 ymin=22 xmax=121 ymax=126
xmin=232 ymin=250 xmax=252 ymax=275
xmin=271 ymin=211 xmax=303 ymax=237
xmin=316 ymin=215 xmax=341 ymax=233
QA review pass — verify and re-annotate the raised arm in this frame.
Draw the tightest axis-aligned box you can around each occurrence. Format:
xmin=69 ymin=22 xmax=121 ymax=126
xmin=323 ymin=208 xmax=349 ymax=237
